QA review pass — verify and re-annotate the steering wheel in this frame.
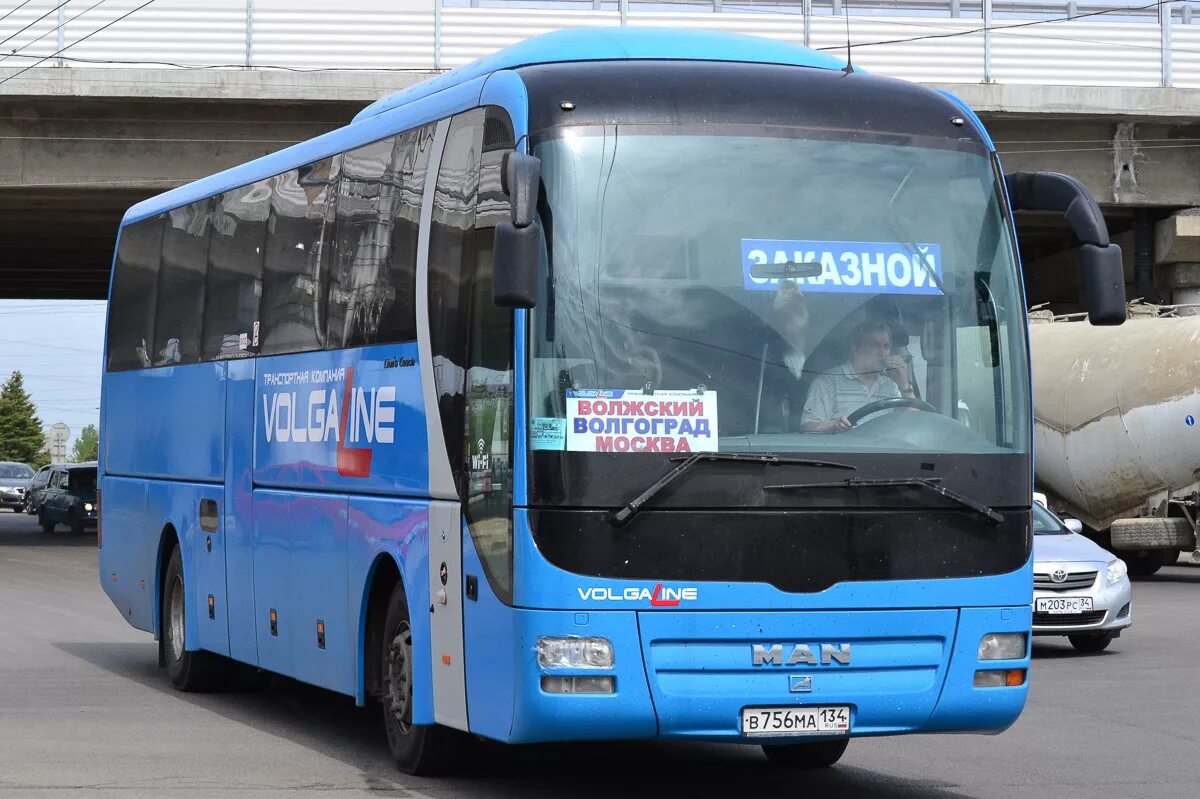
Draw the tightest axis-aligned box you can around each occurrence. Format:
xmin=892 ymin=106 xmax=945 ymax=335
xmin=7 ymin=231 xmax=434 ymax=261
xmin=846 ymin=396 xmax=936 ymax=426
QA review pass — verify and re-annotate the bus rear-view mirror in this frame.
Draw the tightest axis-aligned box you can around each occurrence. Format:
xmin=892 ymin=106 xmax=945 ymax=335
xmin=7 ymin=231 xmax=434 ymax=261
xmin=502 ymin=152 xmax=541 ymax=228
xmin=1004 ymin=171 xmax=1125 ymax=326
xmin=493 ymin=151 xmax=542 ymax=309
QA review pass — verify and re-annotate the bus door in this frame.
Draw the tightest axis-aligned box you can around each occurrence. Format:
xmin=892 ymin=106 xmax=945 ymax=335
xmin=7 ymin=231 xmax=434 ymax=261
xmin=425 ymin=107 xmax=516 ymax=733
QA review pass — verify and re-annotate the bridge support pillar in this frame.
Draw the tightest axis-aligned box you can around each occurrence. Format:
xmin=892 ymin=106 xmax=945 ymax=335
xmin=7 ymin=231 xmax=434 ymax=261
xmin=1154 ymin=209 xmax=1200 ymax=313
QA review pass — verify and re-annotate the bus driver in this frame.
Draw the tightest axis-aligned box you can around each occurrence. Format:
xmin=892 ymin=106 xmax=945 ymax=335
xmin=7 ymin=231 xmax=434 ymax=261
xmin=799 ymin=319 xmax=917 ymax=433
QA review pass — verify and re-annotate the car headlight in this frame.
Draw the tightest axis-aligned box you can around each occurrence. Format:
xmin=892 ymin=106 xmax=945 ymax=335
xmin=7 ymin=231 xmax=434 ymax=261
xmin=1106 ymin=558 xmax=1128 ymax=586
xmin=978 ymin=633 xmax=1027 ymax=660
xmin=84 ymin=503 xmax=94 ymax=512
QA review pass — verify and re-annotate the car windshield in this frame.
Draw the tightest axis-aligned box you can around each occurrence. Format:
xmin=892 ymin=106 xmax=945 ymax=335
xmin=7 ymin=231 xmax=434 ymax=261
xmin=1032 ymin=502 xmax=1069 ymax=535
xmin=527 ymin=125 xmax=1028 ymax=458
xmin=70 ymin=470 xmax=97 ymax=492
xmin=0 ymin=464 xmax=33 ymax=479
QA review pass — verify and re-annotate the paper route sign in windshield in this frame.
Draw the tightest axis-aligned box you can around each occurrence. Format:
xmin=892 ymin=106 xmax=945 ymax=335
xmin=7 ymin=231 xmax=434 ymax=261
xmin=742 ymin=239 xmax=942 ymax=295
xmin=566 ymin=389 xmax=718 ymax=453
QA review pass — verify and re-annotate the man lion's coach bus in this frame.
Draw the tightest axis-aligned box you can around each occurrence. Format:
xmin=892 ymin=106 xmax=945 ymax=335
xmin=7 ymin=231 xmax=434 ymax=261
xmin=99 ymin=29 xmax=1125 ymax=773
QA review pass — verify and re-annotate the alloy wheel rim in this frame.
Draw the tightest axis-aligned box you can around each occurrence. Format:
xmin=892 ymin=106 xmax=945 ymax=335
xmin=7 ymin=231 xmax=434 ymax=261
xmin=385 ymin=620 xmax=413 ymax=735
xmin=168 ymin=575 xmax=185 ymax=661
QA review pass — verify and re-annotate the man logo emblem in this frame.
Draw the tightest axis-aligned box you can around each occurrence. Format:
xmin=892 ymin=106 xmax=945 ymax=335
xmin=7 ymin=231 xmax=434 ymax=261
xmin=1051 ymin=568 xmax=1068 ymax=583
xmin=789 ymin=675 xmax=813 ymax=693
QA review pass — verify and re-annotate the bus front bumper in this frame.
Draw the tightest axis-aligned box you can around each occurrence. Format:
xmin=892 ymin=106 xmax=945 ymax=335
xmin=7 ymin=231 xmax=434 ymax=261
xmin=501 ymin=606 xmax=1030 ymax=744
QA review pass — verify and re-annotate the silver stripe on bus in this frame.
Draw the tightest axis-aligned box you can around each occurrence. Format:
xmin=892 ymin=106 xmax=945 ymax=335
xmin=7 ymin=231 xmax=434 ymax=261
xmin=416 ymin=118 xmax=458 ymax=501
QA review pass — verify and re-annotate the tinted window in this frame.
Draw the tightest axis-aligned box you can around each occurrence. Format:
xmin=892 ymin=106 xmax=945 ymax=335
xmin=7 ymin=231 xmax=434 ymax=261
xmin=463 ymin=111 xmax=516 ymax=602
xmin=260 ymin=157 xmax=339 ymax=356
xmin=428 ymin=107 xmax=517 ymax=601
xmin=204 ymin=181 xmax=270 ymax=360
xmin=69 ymin=469 xmax=97 ymax=492
xmin=107 ymin=214 xmax=165 ymax=371
xmin=327 ymin=126 xmax=435 ymax=349
xmin=428 ymin=110 xmax=485 ymax=482
xmin=154 ymin=200 xmax=212 ymax=366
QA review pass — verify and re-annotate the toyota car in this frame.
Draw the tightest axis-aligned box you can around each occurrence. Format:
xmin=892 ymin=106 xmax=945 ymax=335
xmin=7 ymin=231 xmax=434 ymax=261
xmin=1033 ymin=493 xmax=1132 ymax=652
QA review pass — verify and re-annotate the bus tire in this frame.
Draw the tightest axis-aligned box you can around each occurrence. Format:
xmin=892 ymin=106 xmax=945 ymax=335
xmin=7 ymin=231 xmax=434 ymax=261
xmin=380 ymin=581 xmax=459 ymax=776
xmin=39 ymin=509 xmax=55 ymax=534
xmin=162 ymin=546 xmax=228 ymax=692
xmin=762 ymin=738 xmax=849 ymax=769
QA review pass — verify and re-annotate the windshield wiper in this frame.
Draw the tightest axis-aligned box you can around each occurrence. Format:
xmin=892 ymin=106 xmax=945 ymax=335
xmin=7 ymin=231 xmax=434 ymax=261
xmin=764 ymin=477 xmax=1004 ymax=524
xmin=609 ymin=452 xmax=856 ymax=528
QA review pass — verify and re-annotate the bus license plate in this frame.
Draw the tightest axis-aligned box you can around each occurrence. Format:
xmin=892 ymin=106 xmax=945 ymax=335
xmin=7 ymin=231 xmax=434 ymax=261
xmin=741 ymin=706 xmax=850 ymax=737
xmin=1036 ymin=596 xmax=1094 ymax=614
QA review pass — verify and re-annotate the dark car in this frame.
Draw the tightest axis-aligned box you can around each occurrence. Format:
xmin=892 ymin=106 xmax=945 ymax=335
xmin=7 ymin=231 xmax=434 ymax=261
xmin=23 ymin=464 xmax=53 ymax=514
xmin=38 ymin=462 xmax=98 ymax=534
xmin=0 ymin=461 xmax=34 ymax=511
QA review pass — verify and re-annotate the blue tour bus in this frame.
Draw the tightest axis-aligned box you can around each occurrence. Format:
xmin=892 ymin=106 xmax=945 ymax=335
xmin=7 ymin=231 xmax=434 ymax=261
xmin=99 ymin=29 xmax=1125 ymax=773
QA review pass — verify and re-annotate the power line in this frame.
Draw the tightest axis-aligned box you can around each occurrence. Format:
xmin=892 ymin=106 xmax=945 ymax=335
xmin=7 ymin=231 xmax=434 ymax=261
xmin=0 ymin=337 xmax=99 ymax=354
xmin=0 ymin=0 xmax=37 ymax=27
xmin=0 ymin=1 xmax=70 ymax=53
xmin=0 ymin=0 xmax=112 ymax=67
xmin=0 ymin=0 xmax=160 ymax=89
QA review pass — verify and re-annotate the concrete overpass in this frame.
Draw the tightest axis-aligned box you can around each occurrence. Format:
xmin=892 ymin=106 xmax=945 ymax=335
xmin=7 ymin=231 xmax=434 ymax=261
xmin=5 ymin=0 xmax=1200 ymax=304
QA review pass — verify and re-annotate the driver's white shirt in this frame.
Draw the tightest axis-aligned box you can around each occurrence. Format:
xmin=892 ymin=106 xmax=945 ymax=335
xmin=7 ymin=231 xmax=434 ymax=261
xmin=800 ymin=363 xmax=901 ymax=426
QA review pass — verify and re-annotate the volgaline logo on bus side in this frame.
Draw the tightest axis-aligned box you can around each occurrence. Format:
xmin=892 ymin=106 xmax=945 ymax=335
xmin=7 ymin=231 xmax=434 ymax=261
xmin=576 ymin=583 xmax=698 ymax=606
xmin=260 ymin=366 xmax=394 ymax=478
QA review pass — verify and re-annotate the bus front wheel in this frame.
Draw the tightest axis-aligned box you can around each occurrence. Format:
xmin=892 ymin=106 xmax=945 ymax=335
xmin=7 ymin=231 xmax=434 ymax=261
xmin=380 ymin=581 xmax=459 ymax=775
xmin=762 ymin=738 xmax=849 ymax=769
xmin=161 ymin=546 xmax=228 ymax=691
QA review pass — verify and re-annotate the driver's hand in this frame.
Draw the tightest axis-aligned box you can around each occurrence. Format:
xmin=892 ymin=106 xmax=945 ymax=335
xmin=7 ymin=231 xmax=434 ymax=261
xmin=818 ymin=416 xmax=852 ymax=433
xmin=884 ymin=356 xmax=910 ymax=390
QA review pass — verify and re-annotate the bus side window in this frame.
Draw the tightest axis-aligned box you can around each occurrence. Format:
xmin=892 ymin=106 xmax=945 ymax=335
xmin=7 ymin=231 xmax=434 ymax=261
xmin=428 ymin=110 xmax=485 ymax=475
xmin=203 ymin=181 xmax=270 ymax=361
xmin=154 ymin=200 xmax=212 ymax=366
xmin=107 ymin=214 xmax=165 ymax=371
xmin=259 ymin=156 xmax=340 ymax=356
xmin=327 ymin=124 xmax=434 ymax=349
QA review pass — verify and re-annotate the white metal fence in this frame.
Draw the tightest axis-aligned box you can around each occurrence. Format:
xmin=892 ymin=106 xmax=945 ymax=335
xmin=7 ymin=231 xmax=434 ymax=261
xmin=2 ymin=0 xmax=1199 ymax=87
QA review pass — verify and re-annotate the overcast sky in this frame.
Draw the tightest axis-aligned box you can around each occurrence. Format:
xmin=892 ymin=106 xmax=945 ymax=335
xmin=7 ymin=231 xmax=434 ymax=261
xmin=0 ymin=300 xmax=106 ymax=453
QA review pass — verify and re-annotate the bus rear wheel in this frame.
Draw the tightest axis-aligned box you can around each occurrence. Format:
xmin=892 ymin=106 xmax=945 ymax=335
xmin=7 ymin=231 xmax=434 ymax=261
xmin=161 ymin=546 xmax=228 ymax=691
xmin=762 ymin=738 xmax=849 ymax=769
xmin=380 ymin=581 xmax=459 ymax=775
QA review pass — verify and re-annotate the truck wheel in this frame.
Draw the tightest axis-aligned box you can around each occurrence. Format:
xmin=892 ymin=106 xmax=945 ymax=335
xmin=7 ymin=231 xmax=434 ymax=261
xmin=1068 ymin=633 xmax=1114 ymax=653
xmin=162 ymin=546 xmax=228 ymax=691
xmin=380 ymin=581 xmax=460 ymax=775
xmin=762 ymin=738 xmax=849 ymax=769
xmin=38 ymin=509 xmax=55 ymax=534
xmin=1125 ymin=549 xmax=1168 ymax=577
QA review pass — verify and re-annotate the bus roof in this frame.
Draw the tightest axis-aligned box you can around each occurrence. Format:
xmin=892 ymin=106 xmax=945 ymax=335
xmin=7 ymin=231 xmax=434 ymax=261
xmin=353 ymin=28 xmax=848 ymax=122
xmin=122 ymin=28 xmax=847 ymax=225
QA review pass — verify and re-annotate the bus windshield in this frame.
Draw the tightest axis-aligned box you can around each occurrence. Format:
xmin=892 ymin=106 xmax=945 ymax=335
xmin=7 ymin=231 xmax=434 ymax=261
xmin=527 ymin=125 xmax=1028 ymax=460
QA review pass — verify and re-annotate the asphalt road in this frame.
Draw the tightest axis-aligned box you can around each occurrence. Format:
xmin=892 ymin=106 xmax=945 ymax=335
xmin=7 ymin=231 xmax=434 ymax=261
xmin=2 ymin=508 xmax=1199 ymax=799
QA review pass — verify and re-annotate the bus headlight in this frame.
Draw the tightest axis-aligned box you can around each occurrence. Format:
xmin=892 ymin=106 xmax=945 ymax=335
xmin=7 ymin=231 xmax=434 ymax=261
xmin=536 ymin=636 xmax=614 ymax=669
xmin=1106 ymin=558 xmax=1128 ymax=586
xmin=978 ymin=633 xmax=1026 ymax=660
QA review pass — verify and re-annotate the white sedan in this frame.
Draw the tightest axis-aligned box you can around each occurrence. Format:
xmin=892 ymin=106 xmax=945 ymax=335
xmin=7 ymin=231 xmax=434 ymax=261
xmin=1033 ymin=494 xmax=1132 ymax=652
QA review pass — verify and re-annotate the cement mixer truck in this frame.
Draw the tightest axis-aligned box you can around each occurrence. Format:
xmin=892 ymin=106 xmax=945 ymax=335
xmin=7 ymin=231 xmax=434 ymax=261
xmin=1031 ymin=304 xmax=1200 ymax=575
